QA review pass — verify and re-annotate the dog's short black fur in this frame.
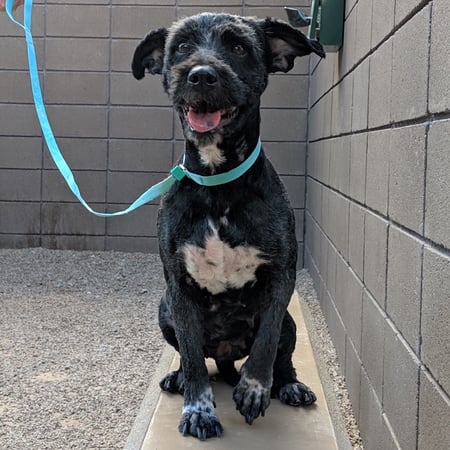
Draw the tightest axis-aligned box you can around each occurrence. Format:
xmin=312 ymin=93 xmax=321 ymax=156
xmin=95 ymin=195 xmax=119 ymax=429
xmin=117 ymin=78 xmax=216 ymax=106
xmin=132 ymin=13 xmax=325 ymax=440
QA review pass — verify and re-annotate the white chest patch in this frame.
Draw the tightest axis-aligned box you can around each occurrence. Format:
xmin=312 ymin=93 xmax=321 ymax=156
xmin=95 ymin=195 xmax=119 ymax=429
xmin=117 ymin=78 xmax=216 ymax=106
xmin=182 ymin=222 xmax=267 ymax=295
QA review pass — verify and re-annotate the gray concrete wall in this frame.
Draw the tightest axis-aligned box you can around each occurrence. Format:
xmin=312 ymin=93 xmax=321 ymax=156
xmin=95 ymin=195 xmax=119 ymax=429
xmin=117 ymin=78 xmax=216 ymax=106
xmin=306 ymin=0 xmax=450 ymax=449
xmin=0 ymin=1 xmax=310 ymax=262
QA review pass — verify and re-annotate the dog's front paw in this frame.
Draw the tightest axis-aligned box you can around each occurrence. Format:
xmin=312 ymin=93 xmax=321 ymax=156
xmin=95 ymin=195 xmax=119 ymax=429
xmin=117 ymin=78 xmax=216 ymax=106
xmin=179 ymin=407 xmax=223 ymax=440
xmin=278 ymin=382 xmax=317 ymax=406
xmin=233 ymin=376 xmax=271 ymax=425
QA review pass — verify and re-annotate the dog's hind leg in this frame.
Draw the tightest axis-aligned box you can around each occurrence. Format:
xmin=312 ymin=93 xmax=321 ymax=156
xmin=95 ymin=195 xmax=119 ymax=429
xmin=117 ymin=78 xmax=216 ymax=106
xmin=271 ymin=311 xmax=316 ymax=406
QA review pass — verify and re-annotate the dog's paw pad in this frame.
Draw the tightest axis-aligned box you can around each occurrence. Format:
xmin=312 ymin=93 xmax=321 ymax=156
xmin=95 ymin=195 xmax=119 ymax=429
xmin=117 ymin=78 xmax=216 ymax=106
xmin=179 ymin=410 xmax=223 ymax=440
xmin=160 ymin=370 xmax=184 ymax=394
xmin=233 ymin=377 xmax=270 ymax=425
xmin=278 ymin=382 xmax=317 ymax=406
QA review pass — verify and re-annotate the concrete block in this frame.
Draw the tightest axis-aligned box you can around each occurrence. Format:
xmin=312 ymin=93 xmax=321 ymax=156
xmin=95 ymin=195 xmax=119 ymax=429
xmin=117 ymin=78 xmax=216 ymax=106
xmin=331 ymin=74 xmax=353 ymax=135
xmin=110 ymin=73 xmax=169 ymax=107
xmin=111 ymin=38 xmax=140 ymax=72
xmin=345 ymin=336 xmax=361 ymax=420
xmin=281 ymin=176 xmax=305 ymax=209
xmin=349 ymin=133 xmax=367 ymax=204
xmin=0 ymin=3 xmax=45 ymax=37
xmin=368 ymin=39 xmax=392 ymax=128
xmin=109 ymin=140 xmax=172 ymax=173
xmin=261 ymin=109 xmax=307 ymax=142
xmin=294 ymin=209 xmax=305 ymax=244
xmin=106 ymin=236 xmax=159 ymax=253
xmin=340 ymin=6 xmax=357 ymax=75
xmin=262 ymin=75 xmax=308 ymax=109
xmin=309 ymin=53 xmax=336 ymax=105
xmin=0 ymin=170 xmax=41 ymax=202
xmin=387 ymin=227 xmax=422 ymax=352
xmin=351 ymin=59 xmax=369 ymax=131
xmin=42 ymin=170 xmax=106 ymax=203
xmin=328 ymin=190 xmax=349 ymax=260
xmin=0 ymin=202 xmax=40 ymax=234
xmin=349 ymin=202 xmax=365 ymax=280
xmin=43 ymin=138 xmax=107 ymax=171
xmin=0 ymin=235 xmax=41 ymax=249
xmin=46 ymin=106 xmax=108 ymax=138
xmin=389 ymin=125 xmax=426 ymax=234
xmin=328 ymin=136 xmax=350 ymax=196
xmin=327 ymin=297 xmax=347 ymax=369
xmin=0 ymin=137 xmax=42 ymax=169
xmin=106 ymin=204 xmax=159 ymax=237
xmin=0 ymin=71 xmax=36 ymax=103
xmin=355 ymin=0 xmax=373 ymax=62
xmin=177 ymin=6 xmax=242 ymax=20
xmin=364 ymin=212 xmax=388 ymax=308
xmin=0 ymin=104 xmax=41 ymax=136
xmin=359 ymin=368 xmax=383 ymax=450
xmin=383 ymin=319 xmax=420 ymax=450
xmin=265 ymin=142 xmax=306 ymax=176
xmin=366 ymin=129 xmax=389 ymax=215
xmin=361 ymin=290 xmax=385 ymax=399
xmin=371 ymin=0 xmax=395 ymax=48
xmin=391 ymin=6 xmax=430 ymax=122
xmin=418 ymin=368 xmax=450 ymax=450
xmin=429 ymin=0 xmax=450 ymax=113
xmin=45 ymin=72 xmax=109 ymax=105
xmin=381 ymin=414 xmax=402 ymax=450
xmin=336 ymin=260 xmax=363 ymax=352
xmin=422 ymin=247 xmax=450 ymax=394
xmin=46 ymin=5 xmax=110 ymax=37
xmin=109 ymin=107 xmax=174 ymax=139
xmin=111 ymin=6 xmax=175 ymax=38
xmin=425 ymin=119 xmax=450 ymax=248
xmin=46 ymin=38 xmax=109 ymax=71
xmin=327 ymin=239 xmax=338 ymax=301
xmin=395 ymin=0 xmax=429 ymax=25
xmin=107 ymin=172 xmax=170 ymax=205
xmin=306 ymin=178 xmax=322 ymax=227
xmin=41 ymin=203 xmax=105 ymax=236
xmin=113 ymin=0 xmax=173 ymax=4
xmin=0 ymin=37 xmax=44 ymax=70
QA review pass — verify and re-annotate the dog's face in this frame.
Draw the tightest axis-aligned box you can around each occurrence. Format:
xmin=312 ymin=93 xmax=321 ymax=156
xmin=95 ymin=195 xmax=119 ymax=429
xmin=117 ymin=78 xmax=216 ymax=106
xmin=132 ymin=13 xmax=324 ymax=147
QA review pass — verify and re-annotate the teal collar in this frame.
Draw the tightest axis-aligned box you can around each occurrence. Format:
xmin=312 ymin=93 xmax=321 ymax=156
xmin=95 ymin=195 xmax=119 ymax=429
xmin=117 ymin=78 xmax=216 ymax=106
xmin=171 ymin=138 xmax=262 ymax=186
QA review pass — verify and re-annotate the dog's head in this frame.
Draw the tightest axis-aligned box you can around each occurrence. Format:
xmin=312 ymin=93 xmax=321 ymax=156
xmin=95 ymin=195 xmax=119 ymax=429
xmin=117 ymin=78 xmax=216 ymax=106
xmin=132 ymin=13 xmax=324 ymax=146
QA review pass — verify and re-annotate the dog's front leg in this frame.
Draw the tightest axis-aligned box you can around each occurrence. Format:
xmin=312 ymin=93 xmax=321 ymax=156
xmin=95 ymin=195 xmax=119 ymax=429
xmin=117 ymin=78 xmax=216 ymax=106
xmin=171 ymin=293 xmax=223 ymax=439
xmin=233 ymin=279 xmax=293 ymax=425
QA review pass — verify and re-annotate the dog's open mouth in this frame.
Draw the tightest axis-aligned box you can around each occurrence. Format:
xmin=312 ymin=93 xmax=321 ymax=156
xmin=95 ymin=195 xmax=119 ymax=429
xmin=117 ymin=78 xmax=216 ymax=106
xmin=184 ymin=105 xmax=238 ymax=133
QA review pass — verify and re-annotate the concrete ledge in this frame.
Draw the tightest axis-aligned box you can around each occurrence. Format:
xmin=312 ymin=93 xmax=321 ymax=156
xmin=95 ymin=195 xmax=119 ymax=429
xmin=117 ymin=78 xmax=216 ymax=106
xmin=125 ymin=292 xmax=338 ymax=449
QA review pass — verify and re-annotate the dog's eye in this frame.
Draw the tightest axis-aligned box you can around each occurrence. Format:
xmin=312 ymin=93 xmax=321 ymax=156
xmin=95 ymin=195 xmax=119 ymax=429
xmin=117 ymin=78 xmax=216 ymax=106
xmin=177 ymin=42 xmax=191 ymax=54
xmin=232 ymin=44 xmax=246 ymax=56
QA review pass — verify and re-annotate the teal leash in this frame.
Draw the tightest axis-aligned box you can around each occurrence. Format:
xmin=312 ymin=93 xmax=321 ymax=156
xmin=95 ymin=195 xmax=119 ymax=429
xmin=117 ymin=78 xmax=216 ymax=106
xmin=5 ymin=0 xmax=262 ymax=217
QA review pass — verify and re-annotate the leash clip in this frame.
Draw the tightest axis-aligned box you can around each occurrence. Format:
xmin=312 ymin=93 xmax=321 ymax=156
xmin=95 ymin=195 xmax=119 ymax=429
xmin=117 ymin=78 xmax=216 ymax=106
xmin=170 ymin=164 xmax=187 ymax=181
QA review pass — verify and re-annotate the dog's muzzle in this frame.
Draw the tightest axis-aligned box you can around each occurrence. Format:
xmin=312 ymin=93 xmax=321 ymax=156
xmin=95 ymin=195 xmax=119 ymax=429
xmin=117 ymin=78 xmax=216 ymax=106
xmin=182 ymin=65 xmax=238 ymax=134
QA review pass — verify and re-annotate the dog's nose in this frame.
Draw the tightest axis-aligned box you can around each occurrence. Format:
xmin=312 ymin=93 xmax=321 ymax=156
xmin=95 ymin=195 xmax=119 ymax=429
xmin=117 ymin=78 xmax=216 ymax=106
xmin=187 ymin=66 xmax=218 ymax=87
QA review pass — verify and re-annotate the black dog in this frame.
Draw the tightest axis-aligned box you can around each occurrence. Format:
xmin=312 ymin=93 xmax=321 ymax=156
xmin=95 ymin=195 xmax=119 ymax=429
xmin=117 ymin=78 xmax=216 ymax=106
xmin=132 ymin=13 xmax=325 ymax=440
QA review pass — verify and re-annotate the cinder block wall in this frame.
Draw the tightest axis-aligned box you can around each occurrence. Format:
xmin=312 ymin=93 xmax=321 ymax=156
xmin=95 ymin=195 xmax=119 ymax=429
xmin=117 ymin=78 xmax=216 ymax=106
xmin=0 ymin=0 xmax=310 ymax=262
xmin=306 ymin=0 xmax=450 ymax=449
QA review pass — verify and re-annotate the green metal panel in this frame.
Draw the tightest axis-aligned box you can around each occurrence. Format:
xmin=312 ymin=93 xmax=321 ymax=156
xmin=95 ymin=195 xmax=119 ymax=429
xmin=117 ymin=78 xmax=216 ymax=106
xmin=309 ymin=0 xmax=345 ymax=52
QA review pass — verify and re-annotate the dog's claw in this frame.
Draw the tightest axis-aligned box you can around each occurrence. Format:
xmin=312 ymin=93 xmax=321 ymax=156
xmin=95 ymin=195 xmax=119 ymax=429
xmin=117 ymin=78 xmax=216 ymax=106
xmin=278 ymin=382 xmax=317 ymax=406
xmin=178 ymin=410 xmax=223 ymax=440
xmin=233 ymin=377 xmax=271 ymax=425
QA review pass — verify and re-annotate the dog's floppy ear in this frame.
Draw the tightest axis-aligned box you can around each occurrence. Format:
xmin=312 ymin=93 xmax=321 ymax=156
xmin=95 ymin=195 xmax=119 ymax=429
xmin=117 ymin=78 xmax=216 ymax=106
xmin=259 ymin=18 xmax=325 ymax=73
xmin=132 ymin=28 xmax=168 ymax=79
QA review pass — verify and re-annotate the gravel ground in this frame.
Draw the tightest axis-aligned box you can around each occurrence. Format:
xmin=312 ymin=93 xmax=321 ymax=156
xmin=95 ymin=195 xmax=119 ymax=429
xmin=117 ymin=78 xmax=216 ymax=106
xmin=1 ymin=248 xmax=362 ymax=450
xmin=0 ymin=248 xmax=166 ymax=450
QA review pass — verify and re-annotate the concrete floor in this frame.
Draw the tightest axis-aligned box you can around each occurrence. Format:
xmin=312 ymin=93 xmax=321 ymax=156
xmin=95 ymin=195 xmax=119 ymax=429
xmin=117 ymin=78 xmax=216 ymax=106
xmin=125 ymin=292 xmax=339 ymax=449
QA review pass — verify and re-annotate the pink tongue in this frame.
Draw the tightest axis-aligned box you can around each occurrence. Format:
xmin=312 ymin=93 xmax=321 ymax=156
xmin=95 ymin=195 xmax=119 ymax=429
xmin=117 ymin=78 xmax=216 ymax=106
xmin=187 ymin=110 xmax=222 ymax=133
